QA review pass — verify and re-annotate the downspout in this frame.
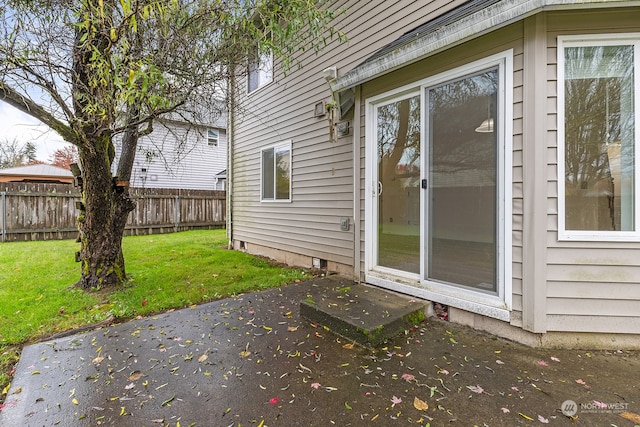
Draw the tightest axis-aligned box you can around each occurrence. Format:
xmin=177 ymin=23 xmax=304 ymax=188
xmin=226 ymin=66 xmax=235 ymax=248
xmin=353 ymin=86 xmax=361 ymax=281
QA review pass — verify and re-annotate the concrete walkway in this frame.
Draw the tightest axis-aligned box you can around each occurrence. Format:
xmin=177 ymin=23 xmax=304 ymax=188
xmin=1 ymin=276 xmax=639 ymax=426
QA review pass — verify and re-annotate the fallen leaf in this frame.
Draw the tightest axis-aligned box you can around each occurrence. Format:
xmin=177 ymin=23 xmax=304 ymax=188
xmin=72 ymin=398 xmax=79 ymax=405
xmin=287 ymin=326 xmax=299 ymax=332
xmin=198 ymin=353 xmax=208 ymax=363
xmin=161 ymin=393 xmax=175 ymax=407
xmin=538 ymin=415 xmax=549 ymax=423
xmin=401 ymin=373 xmax=415 ymax=382
xmin=519 ymin=412 xmax=534 ymax=420
xmin=619 ymin=412 xmax=640 ymax=423
xmin=128 ymin=371 xmax=143 ymax=381
xmin=467 ymin=385 xmax=484 ymax=394
xmin=124 ymin=383 xmax=135 ymax=390
xmin=575 ymin=379 xmax=589 ymax=388
xmin=391 ymin=395 xmax=402 ymax=407
xmin=413 ymin=396 xmax=428 ymax=411
xmin=239 ymin=343 xmax=250 ymax=358
xmin=342 ymin=343 xmax=354 ymax=349
xmin=2 ymin=383 xmax=11 ymax=395
xmin=345 ymin=401 xmax=352 ymax=410
xmin=10 ymin=387 xmax=22 ymax=395
xmin=92 ymin=356 xmax=104 ymax=364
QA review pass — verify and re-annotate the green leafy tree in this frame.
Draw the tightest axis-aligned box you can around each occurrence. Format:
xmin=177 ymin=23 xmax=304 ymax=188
xmin=0 ymin=0 xmax=342 ymax=289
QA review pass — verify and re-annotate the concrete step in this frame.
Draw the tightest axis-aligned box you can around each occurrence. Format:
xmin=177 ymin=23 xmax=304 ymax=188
xmin=300 ymin=279 xmax=426 ymax=347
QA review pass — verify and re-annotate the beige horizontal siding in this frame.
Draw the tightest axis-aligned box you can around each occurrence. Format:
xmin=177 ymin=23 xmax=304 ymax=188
xmin=547 ymin=315 xmax=640 ymax=333
xmin=232 ymin=0 xmax=469 ymax=269
xmin=511 ymin=40 xmax=525 ymax=328
xmin=547 ymin=281 xmax=640 ymax=300
xmin=542 ymin=8 xmax=640 ymax=333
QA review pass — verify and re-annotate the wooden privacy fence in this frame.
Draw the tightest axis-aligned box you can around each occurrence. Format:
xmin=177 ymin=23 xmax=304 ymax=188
xmin=0 ymin=182 xmax=226 ymax=242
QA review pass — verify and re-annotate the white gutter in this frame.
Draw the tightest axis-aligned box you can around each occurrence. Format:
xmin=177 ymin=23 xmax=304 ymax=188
xmin=330 ymin=0 xmax=639 ymax=92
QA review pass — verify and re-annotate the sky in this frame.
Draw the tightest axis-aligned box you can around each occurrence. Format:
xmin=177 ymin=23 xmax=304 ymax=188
xmin=0 ymin=101 xmax=71 ymax=162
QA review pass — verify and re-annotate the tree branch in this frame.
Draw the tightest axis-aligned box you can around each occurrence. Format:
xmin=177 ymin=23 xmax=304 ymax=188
xmin=0 ymin=82 xmax=80 ymax=145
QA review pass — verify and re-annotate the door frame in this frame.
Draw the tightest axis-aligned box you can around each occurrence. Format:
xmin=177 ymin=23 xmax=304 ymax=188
xmin=364 ymin=50 xmax=513 ymax=321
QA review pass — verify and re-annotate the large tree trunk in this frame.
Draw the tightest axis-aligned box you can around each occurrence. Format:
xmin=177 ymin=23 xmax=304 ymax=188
xmin=75 ymin=142 xmax=136 ymax=290
xmin=71 ymin=1 xmax=136 ymax=290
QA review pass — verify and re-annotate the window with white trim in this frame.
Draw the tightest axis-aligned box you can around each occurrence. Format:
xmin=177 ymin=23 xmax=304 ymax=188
xmin=558 ymin=35 xmax=640 ymax=240
xmin=261 ymin=141 xmax=291 ymax=201
xmin=248 ymin=50 xmax=273 ymax=93
xmin=207 ymin=129 xmax=219 ymax=146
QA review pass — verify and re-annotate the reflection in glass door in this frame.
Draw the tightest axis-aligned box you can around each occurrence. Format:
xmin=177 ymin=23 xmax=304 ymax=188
xmin=376 ymin=95 xmax=421 ymax=273
xmin=427 ymin=70 xmax=498 ymax=292
xmin=372 ymin=70 xmax=499 ymax=293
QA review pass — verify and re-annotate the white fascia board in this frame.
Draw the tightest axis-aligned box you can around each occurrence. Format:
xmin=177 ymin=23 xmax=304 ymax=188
xmin=330 ymin=0 xmax=639 ymax=92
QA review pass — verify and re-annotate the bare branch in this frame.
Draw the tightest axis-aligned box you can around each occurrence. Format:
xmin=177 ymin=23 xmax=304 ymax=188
xmin=0 ymin=82 xmax=79 ymax=145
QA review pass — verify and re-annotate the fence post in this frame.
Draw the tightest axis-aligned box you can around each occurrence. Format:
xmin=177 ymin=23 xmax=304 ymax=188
xmin=1 ymin=191 xmax=5 ymax=242
xmin=174 ymin=194 xmax=180 ymax=232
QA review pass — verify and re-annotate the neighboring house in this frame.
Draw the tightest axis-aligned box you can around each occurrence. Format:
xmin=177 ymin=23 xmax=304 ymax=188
xmin=229 ymin=0 xmax=640 ymax=349
xmin=114 ymin=114 xmax=227 ymax=190
xmin=0 ymin=164 xmax=73 ymax=184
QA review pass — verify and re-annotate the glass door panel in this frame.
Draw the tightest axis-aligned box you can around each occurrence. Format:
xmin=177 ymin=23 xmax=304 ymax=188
xmin=427 ymin=70 xmax=498 ymax=292
xmin=376 ymin=95 xmax=421 ymax=273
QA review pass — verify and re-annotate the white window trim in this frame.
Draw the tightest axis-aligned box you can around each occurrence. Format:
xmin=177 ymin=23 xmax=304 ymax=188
xmin=207 ymin=129 xmax=219 ymax=146
xmin=248 ymin=50 xmax=274 ymax=94
xmin=260 ymin=140 xmax=292 ymax=203
xmin=364 ymin=50 xmax=513 ymax=321
xmin=557 ymin=33 xmax=640 ymax=241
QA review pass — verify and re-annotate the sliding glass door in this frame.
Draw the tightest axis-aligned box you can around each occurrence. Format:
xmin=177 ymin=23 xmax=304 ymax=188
xmin=426 ymin=70 xmax=498 ymax=292
xmin=371 ymin=69 xmax=500 ymax=294
xmin=375 ymin=95 xmax=421 ymax=273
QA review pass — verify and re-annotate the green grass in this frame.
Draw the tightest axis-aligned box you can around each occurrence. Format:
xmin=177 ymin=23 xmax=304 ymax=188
xmin=0 ymin=230 xmax=312 ymax=400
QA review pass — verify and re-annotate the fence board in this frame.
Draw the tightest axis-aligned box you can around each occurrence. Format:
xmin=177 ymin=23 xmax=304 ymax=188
xmin=0 ymin=182 xmax=225 ymax=241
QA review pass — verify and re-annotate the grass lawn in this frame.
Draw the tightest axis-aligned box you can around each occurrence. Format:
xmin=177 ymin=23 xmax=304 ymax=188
xmin=0 ymin=229 xmax=313 ymax=400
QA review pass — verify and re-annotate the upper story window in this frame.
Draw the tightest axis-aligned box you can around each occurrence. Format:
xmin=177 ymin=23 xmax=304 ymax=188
xmin=248 ymin=50 xmax=273 ymax=93
xmin=207 ymin=129 xmax=219 ymax=146
xmin=558 ymin=34 xmax=640 ymax=241
xmin=261 ymin=141 xmax=291 ymax=202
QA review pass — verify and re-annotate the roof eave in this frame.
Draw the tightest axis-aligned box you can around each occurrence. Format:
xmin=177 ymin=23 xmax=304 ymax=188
xmin=330 ymin=0 xmax=639 ymax=92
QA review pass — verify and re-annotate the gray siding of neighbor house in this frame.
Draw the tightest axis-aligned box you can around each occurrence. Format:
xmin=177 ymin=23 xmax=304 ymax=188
xmin=231 ymin=0 xmax=468 ymax=268
xmin=114 ymin=121 xmax=227 ymax=190
xmin=543 ymin=8 xmax=640 ymax=333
